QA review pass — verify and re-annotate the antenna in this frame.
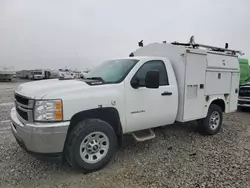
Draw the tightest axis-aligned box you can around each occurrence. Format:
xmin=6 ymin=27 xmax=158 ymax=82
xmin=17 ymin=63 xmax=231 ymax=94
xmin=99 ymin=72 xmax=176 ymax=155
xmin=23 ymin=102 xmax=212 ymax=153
xmin=225 ymin=43 xmax=228 ymax=49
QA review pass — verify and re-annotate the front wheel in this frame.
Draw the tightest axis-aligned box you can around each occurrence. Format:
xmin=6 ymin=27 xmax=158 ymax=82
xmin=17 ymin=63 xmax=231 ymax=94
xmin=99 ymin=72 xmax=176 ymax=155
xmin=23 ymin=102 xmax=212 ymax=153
xmin=65 ymin=119 xmax=118 ymax=172
xmin=198 ymin=104 xmax=223 ymax=135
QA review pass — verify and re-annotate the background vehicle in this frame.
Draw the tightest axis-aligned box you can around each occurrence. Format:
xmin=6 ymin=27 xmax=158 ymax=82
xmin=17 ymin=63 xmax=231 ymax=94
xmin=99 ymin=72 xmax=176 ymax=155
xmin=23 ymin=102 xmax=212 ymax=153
xmin=11 ymin=37 xmax=241 ymax=172
xmin=0 ymin=68 xmax=14 ymax=81
xmin=237 ymin=58 xmax=250 ymax=109
xmin=238 ymin=78 xmax=250 ymax=108
xmin=59 ymin=69 xmax=75 ymax=79
xmin=32 ymin=70 xmax=44 ymax=80
xmin=16 ymin=70 xmax=30 ymax=79
xmin=28 ymin=70 xmax=44 ymax=80
xmin=44 ymin=70 xmax=59 ymax=79
xmin=239 ymin=58 xmax=249 ymax=85
xmin=28 ymin=71 xmax=33 ymax=79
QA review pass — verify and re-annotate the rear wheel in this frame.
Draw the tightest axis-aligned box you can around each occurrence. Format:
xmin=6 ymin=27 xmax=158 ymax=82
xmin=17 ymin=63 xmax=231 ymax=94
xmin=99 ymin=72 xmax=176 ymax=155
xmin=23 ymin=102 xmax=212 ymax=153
xmin=65 ymin=119 xmax=118 ymax=172
xmin=198 ymin=104 xmax=223 ymax=135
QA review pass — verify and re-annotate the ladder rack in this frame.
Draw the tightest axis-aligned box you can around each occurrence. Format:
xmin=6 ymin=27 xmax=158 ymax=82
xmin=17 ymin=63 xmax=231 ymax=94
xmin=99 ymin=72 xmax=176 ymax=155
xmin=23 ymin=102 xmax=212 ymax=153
xmin=171 ymin=36 xmax=243 ymax=56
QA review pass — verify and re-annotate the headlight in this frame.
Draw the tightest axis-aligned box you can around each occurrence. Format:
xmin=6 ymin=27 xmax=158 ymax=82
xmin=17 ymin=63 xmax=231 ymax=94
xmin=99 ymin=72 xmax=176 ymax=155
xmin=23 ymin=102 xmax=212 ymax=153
xmin=34 ymin=99 xmax=63 ymax=121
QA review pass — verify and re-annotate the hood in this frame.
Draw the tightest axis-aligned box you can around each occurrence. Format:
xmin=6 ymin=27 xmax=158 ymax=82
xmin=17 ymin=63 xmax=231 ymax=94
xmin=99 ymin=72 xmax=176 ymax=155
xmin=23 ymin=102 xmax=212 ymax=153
xmin=15 ymin=79 xmax=90 ymax=99
xmin=240 ymin=81 xmax=250 ymax=87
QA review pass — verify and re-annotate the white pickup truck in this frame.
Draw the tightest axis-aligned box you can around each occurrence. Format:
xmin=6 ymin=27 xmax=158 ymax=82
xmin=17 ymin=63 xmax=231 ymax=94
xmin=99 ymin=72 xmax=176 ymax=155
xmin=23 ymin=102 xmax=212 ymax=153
xmin=11 ymin=39 xmax=241 ymax=172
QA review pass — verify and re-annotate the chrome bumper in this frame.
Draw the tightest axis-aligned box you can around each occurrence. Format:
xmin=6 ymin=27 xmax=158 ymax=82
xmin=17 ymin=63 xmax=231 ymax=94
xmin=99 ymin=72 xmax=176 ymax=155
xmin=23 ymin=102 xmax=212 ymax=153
xmin=238 ymin=98 xmax=250 ymax=107
xmin=10 ymin=107 xmax=69 ymax=153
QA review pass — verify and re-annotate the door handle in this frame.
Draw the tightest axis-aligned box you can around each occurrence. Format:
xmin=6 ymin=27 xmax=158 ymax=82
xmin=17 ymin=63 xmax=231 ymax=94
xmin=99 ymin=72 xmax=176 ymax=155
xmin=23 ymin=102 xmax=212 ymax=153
xmin=161 ymin=91 xmax=172 ymax=96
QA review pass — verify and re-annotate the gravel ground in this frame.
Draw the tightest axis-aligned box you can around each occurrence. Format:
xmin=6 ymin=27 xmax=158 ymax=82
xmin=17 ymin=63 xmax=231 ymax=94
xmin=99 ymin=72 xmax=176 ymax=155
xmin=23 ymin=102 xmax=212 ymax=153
xmin=0 ymin=79 xmax=28 ymax=104
xmin=0 ymin=80 xmax=250 ymax=188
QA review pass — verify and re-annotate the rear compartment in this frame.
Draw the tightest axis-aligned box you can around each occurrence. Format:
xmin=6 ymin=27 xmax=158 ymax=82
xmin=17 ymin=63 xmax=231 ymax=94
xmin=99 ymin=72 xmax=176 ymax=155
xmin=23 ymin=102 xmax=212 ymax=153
xmin=134 ymin=43 xmax=240 ymax=122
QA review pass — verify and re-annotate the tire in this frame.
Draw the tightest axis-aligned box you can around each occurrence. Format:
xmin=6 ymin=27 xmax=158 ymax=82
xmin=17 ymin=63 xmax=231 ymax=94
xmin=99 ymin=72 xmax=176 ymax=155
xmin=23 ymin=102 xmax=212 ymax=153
xmin=65 ymin=119 xmax=118 ymax=172
xmin=198 ymin=104 xmax=223 ymax=135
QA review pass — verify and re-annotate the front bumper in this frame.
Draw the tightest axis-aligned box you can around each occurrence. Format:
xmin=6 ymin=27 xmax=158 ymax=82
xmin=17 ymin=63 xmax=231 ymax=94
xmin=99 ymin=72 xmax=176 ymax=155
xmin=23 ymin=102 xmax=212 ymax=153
xmin=10 ymin=107 xmax=69 ymax=154
xmin=238 ymin=98 xmax=250 ymax=107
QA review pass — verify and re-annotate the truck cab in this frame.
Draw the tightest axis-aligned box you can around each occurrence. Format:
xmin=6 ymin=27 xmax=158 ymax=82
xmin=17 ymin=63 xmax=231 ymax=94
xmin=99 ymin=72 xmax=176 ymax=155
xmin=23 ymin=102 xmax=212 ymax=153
xmin=10 ymin=40 xmax=241 ymax=172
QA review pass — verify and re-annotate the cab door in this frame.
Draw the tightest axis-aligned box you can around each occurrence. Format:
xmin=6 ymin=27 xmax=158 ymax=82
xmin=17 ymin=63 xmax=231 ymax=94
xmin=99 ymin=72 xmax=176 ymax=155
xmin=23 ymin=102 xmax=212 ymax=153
xmin=124 ymin=59 xmax=177 ymax=133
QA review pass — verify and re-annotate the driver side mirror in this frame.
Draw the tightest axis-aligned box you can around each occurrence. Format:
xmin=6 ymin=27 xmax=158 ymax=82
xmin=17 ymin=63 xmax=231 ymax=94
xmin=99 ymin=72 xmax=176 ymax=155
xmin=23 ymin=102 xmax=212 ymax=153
xmin=131 ymin=77 xmax=139 ymax=89
xmin=145 ymin=70 xmax=159 ymax=89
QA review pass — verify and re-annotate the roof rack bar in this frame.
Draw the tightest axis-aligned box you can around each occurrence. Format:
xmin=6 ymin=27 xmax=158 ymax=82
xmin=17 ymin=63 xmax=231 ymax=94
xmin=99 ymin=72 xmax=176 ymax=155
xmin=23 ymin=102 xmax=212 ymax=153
xmin=194 ymin=43 xmax=243 ymax=55
xmin=171 ymin=36 xmax=244 ymax=56
xmin=171 ymin=42 xmax=190 ymax=46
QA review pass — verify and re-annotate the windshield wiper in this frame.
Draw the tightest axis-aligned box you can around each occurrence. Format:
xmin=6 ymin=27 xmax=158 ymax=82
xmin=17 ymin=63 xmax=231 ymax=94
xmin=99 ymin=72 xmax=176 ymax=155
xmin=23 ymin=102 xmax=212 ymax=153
xmin=85 ymin=77 xmax=105 ymax=82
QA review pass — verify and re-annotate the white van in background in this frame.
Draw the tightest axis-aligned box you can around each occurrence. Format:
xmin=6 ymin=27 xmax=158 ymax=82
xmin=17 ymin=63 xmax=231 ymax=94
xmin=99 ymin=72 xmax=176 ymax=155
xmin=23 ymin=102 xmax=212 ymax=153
xmin=0 ymin=66 xmax=14 ymax=81
xmin=59 ymin=69 xmax=75 ymax=79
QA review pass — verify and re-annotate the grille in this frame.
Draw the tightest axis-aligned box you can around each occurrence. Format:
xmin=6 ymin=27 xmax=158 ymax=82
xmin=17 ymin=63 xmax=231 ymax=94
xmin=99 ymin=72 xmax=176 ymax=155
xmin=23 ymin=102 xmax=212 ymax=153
xmin=14 ymin=93 xmax=33 ymax=122
xmin=16 ymin=107 xmax=28 ymax=121
xmin=15 ymin=94 xmax=29 ymax=105
xmin=239 ymin=87 xmax=250 ymax=97
xmin=238 ymin=100 xmax=250 ymax=105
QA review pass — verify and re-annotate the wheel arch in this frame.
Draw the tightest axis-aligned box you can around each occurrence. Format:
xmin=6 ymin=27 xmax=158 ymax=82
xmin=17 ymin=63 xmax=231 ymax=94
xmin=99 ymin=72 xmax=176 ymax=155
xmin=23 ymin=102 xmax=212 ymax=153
xmin=205 ymin=98 xmax=226 ymax=117
xmin=210 ymin=99 xmax=225 ymax=112
xmin=65 ymin=107 xmax=123 ymax=148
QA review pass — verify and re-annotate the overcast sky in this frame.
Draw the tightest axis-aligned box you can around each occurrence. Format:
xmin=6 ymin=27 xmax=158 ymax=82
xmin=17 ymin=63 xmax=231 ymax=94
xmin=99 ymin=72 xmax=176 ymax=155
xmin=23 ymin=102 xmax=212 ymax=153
xmin=1 ymin=0 xmax=249 ymax=71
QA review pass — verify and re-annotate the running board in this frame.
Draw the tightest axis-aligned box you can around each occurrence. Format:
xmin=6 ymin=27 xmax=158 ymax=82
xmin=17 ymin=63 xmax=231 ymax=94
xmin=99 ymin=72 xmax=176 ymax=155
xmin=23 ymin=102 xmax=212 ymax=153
xmin=132 ymin=129 xmax=156 ymax=142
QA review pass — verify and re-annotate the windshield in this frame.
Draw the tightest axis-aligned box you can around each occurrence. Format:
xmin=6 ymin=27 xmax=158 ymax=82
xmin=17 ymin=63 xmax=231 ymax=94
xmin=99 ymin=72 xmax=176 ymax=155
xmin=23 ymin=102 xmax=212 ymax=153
xmin=86 ymin=59 xmax=139 ymax=83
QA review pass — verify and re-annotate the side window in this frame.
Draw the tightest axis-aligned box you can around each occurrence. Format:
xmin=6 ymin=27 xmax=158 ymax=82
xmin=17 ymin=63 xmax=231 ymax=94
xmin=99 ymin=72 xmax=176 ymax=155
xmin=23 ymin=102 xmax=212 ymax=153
xmin=132 ymin=60 xmax=169 ymax=87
